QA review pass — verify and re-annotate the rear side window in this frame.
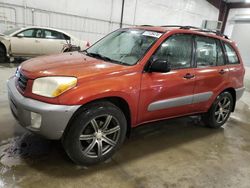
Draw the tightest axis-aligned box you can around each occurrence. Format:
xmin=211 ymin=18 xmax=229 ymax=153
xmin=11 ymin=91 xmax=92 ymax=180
xmin=223 ymin=43 xmax=239 ymax=64
xmin=195 ymin=36 xmax=225 ymax=67
xmin=44 ymin=30 xmax=65 ymax=40
xmin=153 ymin=34 xmax=193 ymax=69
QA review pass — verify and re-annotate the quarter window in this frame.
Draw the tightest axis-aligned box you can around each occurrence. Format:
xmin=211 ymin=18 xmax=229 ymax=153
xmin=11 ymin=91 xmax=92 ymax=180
xmin=153 ymin=34 xmax=193 ymax=69
xmin=224 ymin=43 xmax=239 ymax=64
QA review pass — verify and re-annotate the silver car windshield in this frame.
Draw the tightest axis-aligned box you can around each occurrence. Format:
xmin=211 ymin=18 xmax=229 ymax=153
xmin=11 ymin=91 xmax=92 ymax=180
xmin=86 ymin=29 xmax=163 ymax=65
xmin=3 ymin=27 xmax=21 ymax=36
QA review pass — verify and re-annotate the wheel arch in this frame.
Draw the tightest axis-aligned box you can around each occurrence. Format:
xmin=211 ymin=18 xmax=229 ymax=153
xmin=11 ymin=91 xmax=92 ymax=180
xmin=0 ymin=42 xmax=7 ymax=56
xmin=63 ymin=96 xmax=132 ymax=139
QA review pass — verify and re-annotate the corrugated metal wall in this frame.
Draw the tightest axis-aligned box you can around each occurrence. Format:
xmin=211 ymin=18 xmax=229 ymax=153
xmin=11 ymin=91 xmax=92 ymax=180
xmin=0 ymin=0 xmax=219 ymax=43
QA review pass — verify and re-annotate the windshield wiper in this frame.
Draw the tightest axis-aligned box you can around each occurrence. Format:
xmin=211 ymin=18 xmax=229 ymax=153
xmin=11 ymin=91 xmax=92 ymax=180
xmin=83 ymin=51 xmax=128 ymax=65
xmin=89 ymin=52 xmax=112 ymax=62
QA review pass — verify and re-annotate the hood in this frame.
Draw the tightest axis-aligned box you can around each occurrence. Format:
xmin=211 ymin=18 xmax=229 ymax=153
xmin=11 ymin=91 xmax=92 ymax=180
xmin=20 ymin=52 xmax=132 ymax=80
xmin=0 ymin=34 xmax=9 ymax=40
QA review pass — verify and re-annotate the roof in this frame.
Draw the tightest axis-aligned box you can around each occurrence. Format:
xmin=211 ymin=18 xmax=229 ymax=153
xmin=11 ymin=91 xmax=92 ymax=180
xmin=23 ymin=26 xmax=72 ymax=36
xmin=8 ymin=26 xmax=75 ymax=38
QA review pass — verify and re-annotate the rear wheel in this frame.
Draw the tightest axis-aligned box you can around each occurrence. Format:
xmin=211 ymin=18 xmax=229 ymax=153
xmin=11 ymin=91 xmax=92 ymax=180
xmin=202 ymin=92 xmax=233 ymax=128
xmin=62 ymin=101 xmax=127 ymax=166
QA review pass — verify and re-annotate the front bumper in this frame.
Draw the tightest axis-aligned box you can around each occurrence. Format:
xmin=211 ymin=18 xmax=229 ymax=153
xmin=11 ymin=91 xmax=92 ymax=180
xmin=7 ymin=76 xmax=80 ymax=139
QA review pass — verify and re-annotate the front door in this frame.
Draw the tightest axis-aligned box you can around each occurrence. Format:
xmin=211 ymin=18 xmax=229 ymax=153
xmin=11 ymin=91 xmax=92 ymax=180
xmin=138 ymin=34 xmax=196 ymax=123
xmin=11 ymin=28 xmax=44 ymax=57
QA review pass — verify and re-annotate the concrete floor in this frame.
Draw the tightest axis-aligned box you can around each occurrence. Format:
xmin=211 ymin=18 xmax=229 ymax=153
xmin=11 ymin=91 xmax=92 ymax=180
xmin=0 ymin=63 xmax=250 ymax=188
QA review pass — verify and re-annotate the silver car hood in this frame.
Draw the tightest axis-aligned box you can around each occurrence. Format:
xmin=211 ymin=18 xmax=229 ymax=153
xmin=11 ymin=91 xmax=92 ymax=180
xmin=0 ymin=34 xmax=10 ymax=40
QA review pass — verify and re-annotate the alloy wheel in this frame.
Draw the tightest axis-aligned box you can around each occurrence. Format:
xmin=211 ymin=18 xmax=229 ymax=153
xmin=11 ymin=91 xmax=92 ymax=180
xmin=79 ymin=115 xmax=120 ymax=158
xmin=214 ymin=96 xmax=231 ymax=124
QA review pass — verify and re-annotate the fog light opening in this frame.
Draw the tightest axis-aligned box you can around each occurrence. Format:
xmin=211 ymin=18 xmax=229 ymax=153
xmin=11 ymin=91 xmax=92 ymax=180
xmin=31 ymin=112 xmax=42 ymax=129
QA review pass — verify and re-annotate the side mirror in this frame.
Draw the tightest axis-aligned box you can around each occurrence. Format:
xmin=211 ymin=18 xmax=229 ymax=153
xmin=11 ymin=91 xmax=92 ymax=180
xmin=16 ymin=33 xmax=24 ymax=38
xmin=149 ymin=59 xmax=171 ymax=73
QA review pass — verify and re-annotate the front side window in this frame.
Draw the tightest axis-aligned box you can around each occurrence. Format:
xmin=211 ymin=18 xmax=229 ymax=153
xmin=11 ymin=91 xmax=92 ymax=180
xmin=86 ymin=29 xmax=162 ymax=65
xmin=18 ymin=29 xmax=35 ymax=37
xmin=152 ymin=34 xmax=193 ymax=69
xmin=44 ymin=30 xmax=65 ymax=40
xmin=17 ymin=29 xmax=44 ymax=38
xmin=223 ymin=42 xmax=239 ymax=64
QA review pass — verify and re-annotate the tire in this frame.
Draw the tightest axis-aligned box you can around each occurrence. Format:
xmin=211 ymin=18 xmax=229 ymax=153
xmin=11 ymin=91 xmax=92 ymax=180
xmin=62 ymin=101 xmax=127 ymax=166
xmin=0 ymin=45 xmax=8 ymax=63
xmin=202 ymin=92 xmax=234 ymax=128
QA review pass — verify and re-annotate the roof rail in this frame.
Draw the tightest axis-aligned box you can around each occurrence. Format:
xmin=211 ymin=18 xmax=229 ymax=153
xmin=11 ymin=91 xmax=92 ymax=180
xmin=138 ymin=25 xmax=229 ymax=39
xmin=160 ymin=25 xmax=229 ymax=39
xmin=160 ymin=25 xmax=185 ymax=28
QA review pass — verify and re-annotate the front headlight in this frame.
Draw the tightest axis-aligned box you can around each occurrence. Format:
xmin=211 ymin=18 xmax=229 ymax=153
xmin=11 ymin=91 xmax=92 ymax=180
xmin=32 ymin=77 xmax=77 ymax=98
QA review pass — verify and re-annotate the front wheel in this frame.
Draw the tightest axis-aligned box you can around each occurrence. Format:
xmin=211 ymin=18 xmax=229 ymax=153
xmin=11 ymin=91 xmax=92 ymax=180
xmin=0 ymin=46 xmax=8 ymax=63
xmin=62 ymin=101 xmax=127 ymax=166
xmin=202 ymin=92 xmax=234 ymax=128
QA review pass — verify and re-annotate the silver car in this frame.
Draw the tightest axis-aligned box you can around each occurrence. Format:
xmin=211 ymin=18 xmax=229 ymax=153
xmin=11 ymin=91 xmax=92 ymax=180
xmin=0 ymin=26 xmax=89 ymax=62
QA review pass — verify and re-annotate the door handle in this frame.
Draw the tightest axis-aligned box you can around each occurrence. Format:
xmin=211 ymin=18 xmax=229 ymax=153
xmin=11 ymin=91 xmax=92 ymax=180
xmin=219 ymin=69 xmax=226 ymax=75
xmin=35 ymin=39 xmax=40 ymax=43
xmin=183 ymin=73 xmax=195 ymax=79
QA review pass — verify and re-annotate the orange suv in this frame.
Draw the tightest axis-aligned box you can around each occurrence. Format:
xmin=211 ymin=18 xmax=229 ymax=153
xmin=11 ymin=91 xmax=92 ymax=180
xmin=7 ymin=26 xmax=245 ymax=165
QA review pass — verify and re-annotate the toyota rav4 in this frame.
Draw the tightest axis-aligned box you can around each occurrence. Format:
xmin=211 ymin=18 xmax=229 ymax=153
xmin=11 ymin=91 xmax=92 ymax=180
xmin=7 ymin=26 xmax=245 ymax=165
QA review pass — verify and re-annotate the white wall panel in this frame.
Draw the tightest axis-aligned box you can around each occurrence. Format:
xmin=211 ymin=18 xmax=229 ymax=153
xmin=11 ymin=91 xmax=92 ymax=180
xmin=224 ymin=8 xmax=250 ymax=67
xmin=130 ymin=0 xmax=218 ymax=26
xmin=0 ymin=0 xmax=218 ymax=43
xmin=224 ymin=8 xmax=250 ymax=36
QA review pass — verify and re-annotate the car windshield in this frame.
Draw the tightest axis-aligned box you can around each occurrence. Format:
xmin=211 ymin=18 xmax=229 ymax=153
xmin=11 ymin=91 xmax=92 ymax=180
xmin=85 ymin=29 xmax=163 ymax=65
xmin=3 ymin=27 xmax=21 ymax=36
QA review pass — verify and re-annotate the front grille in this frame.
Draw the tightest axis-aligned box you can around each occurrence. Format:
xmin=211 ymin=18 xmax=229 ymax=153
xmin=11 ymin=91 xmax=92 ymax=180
xmin=17 ymin=71 xmax=28 ymax=91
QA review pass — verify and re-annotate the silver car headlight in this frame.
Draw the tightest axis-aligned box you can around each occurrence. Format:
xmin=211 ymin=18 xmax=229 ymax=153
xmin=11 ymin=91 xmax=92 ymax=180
xmin=32 ymin=77 xmax=77 ymax=98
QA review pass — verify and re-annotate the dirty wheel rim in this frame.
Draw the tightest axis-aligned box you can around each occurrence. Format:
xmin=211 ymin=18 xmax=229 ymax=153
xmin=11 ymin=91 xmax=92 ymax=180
xmin=214 ymin=96 xmax=231 ymax=124
xmin=79 ymin=115 xmax=120 ymax=158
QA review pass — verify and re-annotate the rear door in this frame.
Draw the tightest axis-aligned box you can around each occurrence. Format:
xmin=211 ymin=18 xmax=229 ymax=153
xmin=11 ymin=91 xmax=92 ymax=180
xmin=42 ymin=29 xmax=68 ymax=54
xmin=192 ymin=35 xmax=229 ymax=112
xmin=10 ymin=28 xmax=44 ymax=57
xmin=222 ymin=42 xmax=245 ymax=89
xmin=138 ymin=34 xmax=196 ymax=123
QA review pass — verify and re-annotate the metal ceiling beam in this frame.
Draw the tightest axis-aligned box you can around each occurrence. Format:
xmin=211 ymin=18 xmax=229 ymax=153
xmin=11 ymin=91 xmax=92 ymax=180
xmin=207 ymin=0 xmax=222 ymax=9
xmin=219 ymin=2 xmax=230 ymax=33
